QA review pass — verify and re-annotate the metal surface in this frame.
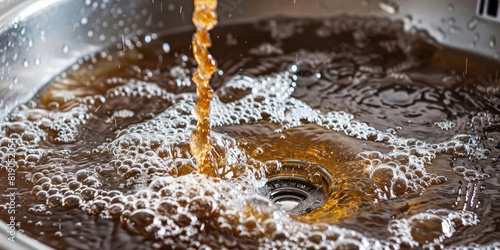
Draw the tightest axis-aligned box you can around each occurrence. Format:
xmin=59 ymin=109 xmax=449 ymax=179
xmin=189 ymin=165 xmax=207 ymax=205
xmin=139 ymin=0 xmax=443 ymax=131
xmin=262 ymin=160 xmax=334 ymax=215
xmin=0 ymin=0 xmax=499 ymax=249
xmin=266 ymin=177 xmax=326 ymax=214
xmin=0 ymin=221 xmax=53 ymax=250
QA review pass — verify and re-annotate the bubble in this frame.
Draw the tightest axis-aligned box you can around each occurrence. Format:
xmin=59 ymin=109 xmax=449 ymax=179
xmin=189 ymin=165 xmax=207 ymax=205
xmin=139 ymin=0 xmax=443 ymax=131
xmin=76 ymin=169 xmax=90 ymax=181
xmin=63 ymin=195 xmax=82 ymax=207
xmin=68 ymin=181 xmax=81 ymax=190
xmin=125 ymin=209 xmax=156 ymax=234
xmin=36 ymin=177 xmax=51 ymax=185
xmin=47 ymin=194 xmax=63 ymax=207
xmin=388 ymin=210 xmax=478 ymax=248
xmin=90 ymin=200 xmax=108 ymax=214
xmin=2 ymin=17 xmax=496 ymax=249
xmin=156 ymin=200 xmax=180 ymax=215
xmin=81 ymin=188 xmax=97 ymax=200
xmin=188 ymin=196 xmax=216 ymax=218
xmin=36 ymin=191 xmax=48 ymax=200
xmin=108 ymin=204 xmax=124 ymax=217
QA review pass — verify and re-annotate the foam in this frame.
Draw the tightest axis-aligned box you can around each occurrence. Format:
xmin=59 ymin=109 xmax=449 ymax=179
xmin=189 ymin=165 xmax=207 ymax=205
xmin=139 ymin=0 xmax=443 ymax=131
xmin=42 ymin=70 xmax=490 ymax=247
xmin=0 ymin=105 xmax=88 ymax=172
xmin=388 ymin=209 xmax=479 ymax=248
xmin=0 ymin=58 xmax=494 ymax=248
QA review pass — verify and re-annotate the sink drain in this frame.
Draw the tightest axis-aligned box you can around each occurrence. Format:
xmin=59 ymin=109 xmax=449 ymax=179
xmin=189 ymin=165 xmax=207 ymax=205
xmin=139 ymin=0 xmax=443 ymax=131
xmin=262 ymin=160 xmax=334 ymax=215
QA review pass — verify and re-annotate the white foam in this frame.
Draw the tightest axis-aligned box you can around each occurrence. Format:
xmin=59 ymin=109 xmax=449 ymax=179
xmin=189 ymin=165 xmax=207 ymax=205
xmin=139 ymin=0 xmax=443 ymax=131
xmin=0 ymin=66 xmax=493 ymax=248
xmin=388 ymin=209 xmax=479 ymax=248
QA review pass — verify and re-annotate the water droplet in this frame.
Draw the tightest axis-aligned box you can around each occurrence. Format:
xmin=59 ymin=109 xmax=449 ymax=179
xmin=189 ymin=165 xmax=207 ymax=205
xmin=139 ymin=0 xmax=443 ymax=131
xmin=436 ymin=27 xmax=446 ymax=40
xmin=87 ymin=30 xmax=94 ymax=38
xmin=34 ymin=58 xmax=41 ymax=66
xmin=490 ymin=37 xmax=496 ymax=48
xmin=41 ymin=30 xmax=46 ymax=43
xmin=23 ymin=59 xmax=29 ymax=68
xmin=473 ymin=33 xmax=480 ymax=41
xmin=62 ymin=45 xmax=69 ymax=54
xmin=471 ymin=33 xmax=480 ymax=47
xmin=449 ymin=26 xmax=461 ymax=34
xmin=448 ymin=3 xmax=454 ymax=12
xmin=81 ymin=17 xmax=88 ymax=25
xmin=379 ymin=0 xmax=399 ymax=14
xmin=467 ymin=17 xmax=479 ymax=31
xmin=404 ymin=15 xmax=413 ymax=23
xmin=145 ymin=35 xmax=152 ymax=43
xmin=162 ymin=43 xmax=170 ymax=53
xmin=85 ymin=0 xmax=91 ymax=5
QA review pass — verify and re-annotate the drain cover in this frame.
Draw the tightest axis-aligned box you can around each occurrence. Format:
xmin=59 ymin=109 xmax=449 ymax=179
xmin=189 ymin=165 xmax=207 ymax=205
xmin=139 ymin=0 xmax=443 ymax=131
xmin=262 ymin=160 xmax=334 ymax=215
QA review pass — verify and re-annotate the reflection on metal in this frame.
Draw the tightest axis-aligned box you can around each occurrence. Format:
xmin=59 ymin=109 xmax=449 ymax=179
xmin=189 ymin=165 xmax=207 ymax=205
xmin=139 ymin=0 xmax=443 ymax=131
xmin=379 ymin=0 xmax=399 ymax=15
xmin=477 ymin=0 xmax=500 ymax=22
xmin=0 ymin=222 xmax=54 ymax=250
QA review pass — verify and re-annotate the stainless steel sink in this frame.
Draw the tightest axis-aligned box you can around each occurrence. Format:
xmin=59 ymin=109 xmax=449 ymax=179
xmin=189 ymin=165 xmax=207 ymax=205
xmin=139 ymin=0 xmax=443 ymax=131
xmin=0 ymin=0 xmax=499 ymax=249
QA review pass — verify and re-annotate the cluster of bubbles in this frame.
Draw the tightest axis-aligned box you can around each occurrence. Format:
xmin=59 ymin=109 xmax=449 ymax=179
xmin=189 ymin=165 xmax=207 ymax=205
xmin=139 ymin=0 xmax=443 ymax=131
xmin=211 ymin=71 xmax=489 ymax=200
xmin=0 ymin=105 xmax=88 ymax=172
xmin=435 ymin=120 xmax=456 ymax=130
xmin=1 ymin=64 xmax=492 ymax=248
xmin=388 ymin=209 xmax=479 ymax=248
xmin=1 ymin=17 xmax=497 ymax=248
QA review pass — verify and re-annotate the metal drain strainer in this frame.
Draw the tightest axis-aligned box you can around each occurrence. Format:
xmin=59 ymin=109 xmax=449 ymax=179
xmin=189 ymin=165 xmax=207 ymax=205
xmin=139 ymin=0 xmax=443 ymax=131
xmin=262 ymin=160 xmax=334 ymax=215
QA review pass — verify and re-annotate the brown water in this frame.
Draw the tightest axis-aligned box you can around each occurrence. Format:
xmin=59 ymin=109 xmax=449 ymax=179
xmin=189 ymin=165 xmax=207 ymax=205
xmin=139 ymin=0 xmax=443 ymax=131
xmin=0 ymin=17 xmax=499 ymax=249
xmin=191 ymin=0 xmax=219 ymax=177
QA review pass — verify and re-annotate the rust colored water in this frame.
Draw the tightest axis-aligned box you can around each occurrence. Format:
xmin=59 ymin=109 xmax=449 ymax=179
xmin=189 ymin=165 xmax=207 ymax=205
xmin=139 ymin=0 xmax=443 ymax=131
xmin=0 ymin=17 xmax=499 ymax=249
xmin=191 ymin=0 xmax=219 ymax=177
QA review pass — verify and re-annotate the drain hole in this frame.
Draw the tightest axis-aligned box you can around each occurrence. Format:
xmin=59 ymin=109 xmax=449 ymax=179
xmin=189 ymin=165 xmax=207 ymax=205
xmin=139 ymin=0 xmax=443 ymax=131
xmin=267 ymin=178 xmax=322 ymax=214
xmin=273 ymin=194 xmax=304 ymax=212
xmin=262 ymin=160 xmax=334 ymax=215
